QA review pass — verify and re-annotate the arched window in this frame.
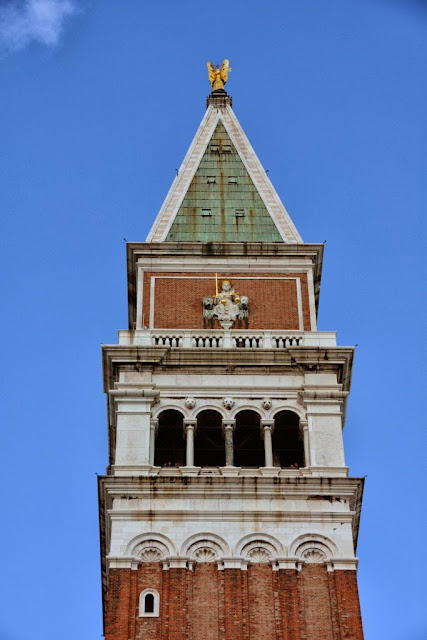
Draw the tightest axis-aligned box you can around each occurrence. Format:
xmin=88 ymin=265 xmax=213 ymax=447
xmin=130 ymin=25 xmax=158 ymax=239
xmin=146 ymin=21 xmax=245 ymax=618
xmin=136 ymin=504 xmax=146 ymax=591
xmin=234 ymin=410 xmax=264 ymax=468
xmin=154 ymin=410 xmax=185 ymax=467
xmin=195 ymin=410 xmax=224 ymax=467
xmin=139 ymin=589 xmax=160 ymax=617
xmin=273 ymin=410 xmax=304 ymax=468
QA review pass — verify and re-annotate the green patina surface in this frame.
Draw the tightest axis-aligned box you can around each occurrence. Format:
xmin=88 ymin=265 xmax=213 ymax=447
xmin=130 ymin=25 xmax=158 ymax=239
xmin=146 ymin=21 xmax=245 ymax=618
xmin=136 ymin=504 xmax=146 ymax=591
xmin=166 ymin=122 xmax=283 ymax=242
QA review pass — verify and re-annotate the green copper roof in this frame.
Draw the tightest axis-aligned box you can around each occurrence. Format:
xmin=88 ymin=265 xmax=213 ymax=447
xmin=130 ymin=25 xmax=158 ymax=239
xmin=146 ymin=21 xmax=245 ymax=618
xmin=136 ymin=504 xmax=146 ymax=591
xmin=165 ymin=121 xmax=283 ymax=242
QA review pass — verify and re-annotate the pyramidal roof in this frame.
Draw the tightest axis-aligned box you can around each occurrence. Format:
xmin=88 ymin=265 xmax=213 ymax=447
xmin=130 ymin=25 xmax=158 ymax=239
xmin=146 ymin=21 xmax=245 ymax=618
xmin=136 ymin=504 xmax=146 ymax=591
xmin=146 ymin=92 xmax=302 ymax=243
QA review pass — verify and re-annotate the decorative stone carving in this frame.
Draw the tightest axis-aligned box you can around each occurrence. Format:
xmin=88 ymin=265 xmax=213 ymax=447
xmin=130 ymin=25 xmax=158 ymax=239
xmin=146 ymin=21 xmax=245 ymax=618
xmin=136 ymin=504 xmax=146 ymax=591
xmin=193 ymin=547 xmax=218 ymax=562
xmin=240 ymin=538 xmax=279 ymax=562
xmin=247 ymin=547 xmax=273 ymax=563
xmin=139 ymin=547 xmax=164 ymax=562
xmin=261 ymin=398 xmax=272 ymax=410
xmin=223 ymin=396 xmax=235 ymax=410
xmin=186 ymin=537 xmax=225 ymax=562
xmin=184 ymin=397 xmax=196 ymax=409
xmin=203 ymin=280 xmax=249 ymax=330
xmin=301 ymin=548 xmax=327 ymax=563
xmin=238 ymin=296 xmax=249 ymax=329
xmin=202 ymin=297 xmax=215 ymax=329
xmin=133 ymin=538 xmax=170 ymax=562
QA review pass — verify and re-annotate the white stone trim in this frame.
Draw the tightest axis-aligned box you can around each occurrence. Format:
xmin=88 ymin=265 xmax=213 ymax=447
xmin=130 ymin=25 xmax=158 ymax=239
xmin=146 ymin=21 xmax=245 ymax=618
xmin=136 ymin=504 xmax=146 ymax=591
xmin=217 ymin=557 xmax=249 ymax=570
xmin=236 ymin=533 xmax=284 ymax=559
xmin=180 ymin=532 xmax=230 ymax=558
xmin=149 ymin=276 xmax=155 ymax=329
xmin=290 ymin=533 xmax=338 ymax=561
xmin=125 ymin=532 xmax=176 ymax=557
xmin=136 ymin=267 xmax=144 ymax=329
xmin=306 ymin=268 xmax=317 ymax=330
xmin=139 ymin=589 xmax=160 ymax=617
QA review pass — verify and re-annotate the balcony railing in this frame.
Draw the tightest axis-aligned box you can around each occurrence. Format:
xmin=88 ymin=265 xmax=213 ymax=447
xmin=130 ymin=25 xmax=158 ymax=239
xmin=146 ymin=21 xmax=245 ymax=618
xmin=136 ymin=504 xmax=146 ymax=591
xmin=118 ymin=329 xmax=337 ymax=348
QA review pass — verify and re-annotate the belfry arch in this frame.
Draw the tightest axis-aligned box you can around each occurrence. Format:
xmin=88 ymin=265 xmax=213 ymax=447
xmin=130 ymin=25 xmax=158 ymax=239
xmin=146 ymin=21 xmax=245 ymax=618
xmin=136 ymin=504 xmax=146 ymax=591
xmin=272 ymin=410 xmax=304 ymax=468
xmin=194 ymin=409 xmax=224 ymax=467
xmin=154 ymin=409 xmax=185 ymax=467
xmin=234 ymin=410 xmax=264 ymax=468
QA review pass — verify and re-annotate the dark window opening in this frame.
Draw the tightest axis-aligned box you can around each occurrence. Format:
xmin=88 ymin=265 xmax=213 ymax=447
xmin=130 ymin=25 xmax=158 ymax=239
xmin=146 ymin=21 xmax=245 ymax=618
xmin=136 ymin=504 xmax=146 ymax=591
xmin=154 ymin=410 xmax=185 ymax=467
xmin=234 ymin=410 xmax=264 ymax=468
xmin=195 ymin=410 xmax=224 ymax=467
xmin=144 ymin=593 xmax=154 ymax=614
xmin=273 ymin=411 xmax=304 ymax=468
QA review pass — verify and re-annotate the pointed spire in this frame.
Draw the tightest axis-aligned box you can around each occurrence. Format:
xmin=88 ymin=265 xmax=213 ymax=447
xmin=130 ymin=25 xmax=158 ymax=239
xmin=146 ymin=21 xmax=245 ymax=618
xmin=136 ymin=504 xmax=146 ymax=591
xmin=146 ymin=91 xmax=302 ymax=244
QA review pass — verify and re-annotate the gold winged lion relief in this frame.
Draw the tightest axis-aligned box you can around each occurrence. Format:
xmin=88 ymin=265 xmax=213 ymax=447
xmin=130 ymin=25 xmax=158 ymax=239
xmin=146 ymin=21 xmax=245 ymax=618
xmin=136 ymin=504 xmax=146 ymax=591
xmin=207 ymin=59 xmax=232 ymax=91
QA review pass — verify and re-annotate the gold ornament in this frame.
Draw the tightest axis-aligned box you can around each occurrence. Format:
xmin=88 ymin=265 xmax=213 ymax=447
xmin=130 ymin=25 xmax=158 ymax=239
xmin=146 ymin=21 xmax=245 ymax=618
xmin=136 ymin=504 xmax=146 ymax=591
xmin=207 ymin=59 xmax=232 ymax=91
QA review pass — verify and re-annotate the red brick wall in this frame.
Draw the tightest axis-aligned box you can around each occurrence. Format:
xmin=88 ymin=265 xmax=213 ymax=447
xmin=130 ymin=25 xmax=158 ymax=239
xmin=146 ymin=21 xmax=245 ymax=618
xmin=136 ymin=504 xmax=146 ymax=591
xmin=142 ymin=272 xmax=312 ymax=331
xmin=192 ymin=563 xmax=220 ymax=640
xmin=104 ymin=565 xmax=364 ymax=640
xmin=247 ymin=564 xmax=276 ymax=640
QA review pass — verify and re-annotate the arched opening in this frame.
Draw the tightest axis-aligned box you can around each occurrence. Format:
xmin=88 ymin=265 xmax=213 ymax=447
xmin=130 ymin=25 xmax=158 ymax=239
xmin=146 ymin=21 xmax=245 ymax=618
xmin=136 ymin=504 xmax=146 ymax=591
xmin=154 ymin=409 xmax=185 ymax=467
xmin=195 ymin=410 xmax=224 ymax=467
xmin=139 ymin=589 xmax=160 ymax=617
xmin=273 ymin=410 xmax=304 ymax=468
xmin=234 ymin=410 xmax=264 ymax=468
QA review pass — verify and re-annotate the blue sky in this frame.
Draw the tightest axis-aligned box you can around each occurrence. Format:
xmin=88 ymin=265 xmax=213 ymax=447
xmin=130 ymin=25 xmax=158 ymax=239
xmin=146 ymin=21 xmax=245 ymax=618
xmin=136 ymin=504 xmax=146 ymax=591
xmin=0 ymin=1 xmax=425 ymax=639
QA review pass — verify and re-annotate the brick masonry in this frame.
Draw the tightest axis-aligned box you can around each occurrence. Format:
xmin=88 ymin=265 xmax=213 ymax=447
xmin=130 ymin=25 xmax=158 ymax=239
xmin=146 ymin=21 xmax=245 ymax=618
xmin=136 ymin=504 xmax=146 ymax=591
xmin=104 ymin=565 xmax=364 ymax=640
xmin=143 ymin=272 xmax=311 ymax=331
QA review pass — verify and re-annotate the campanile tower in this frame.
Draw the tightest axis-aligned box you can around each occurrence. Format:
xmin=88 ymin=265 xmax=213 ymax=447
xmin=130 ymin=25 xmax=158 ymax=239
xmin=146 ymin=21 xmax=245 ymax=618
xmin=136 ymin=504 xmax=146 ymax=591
xmin=99 ymin=74 xmax=365 ymax=640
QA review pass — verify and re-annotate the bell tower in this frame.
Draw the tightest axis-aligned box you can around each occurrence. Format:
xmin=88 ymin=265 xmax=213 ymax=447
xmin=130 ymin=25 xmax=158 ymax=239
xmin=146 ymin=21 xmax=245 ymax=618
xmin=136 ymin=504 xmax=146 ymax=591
xmin=99 ymin=77 xmax=364 ymax=640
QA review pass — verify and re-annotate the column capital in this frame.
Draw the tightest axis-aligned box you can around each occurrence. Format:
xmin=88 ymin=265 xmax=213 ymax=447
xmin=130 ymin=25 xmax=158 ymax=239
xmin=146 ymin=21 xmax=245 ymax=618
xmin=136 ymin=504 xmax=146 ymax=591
xmin=260 ymin=419 xmax=275 ymax=437
xmin=261 ymin=419 xmax=275 ymax=427
xmin=150 ymin=418 xmax=159 ymax=433
xmin=222 ymin=419 xmax=236 ymax=432
xmin=183 ymin=419 xmax=197 ymax=429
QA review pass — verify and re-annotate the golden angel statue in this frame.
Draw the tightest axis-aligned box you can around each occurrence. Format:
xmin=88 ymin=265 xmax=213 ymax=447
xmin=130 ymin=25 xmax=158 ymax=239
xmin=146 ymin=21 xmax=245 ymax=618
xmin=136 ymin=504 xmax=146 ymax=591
xmin=207 ymin=59 xmax=232 ymax=91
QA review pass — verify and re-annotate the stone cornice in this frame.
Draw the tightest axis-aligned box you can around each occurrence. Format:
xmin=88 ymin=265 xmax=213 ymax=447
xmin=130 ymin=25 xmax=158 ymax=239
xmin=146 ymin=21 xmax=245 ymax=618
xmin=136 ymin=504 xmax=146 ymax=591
xmin=102 ymin=345 xmax=354 ymax=393
xmin=99 ymin=474 xmax=363 ymax=500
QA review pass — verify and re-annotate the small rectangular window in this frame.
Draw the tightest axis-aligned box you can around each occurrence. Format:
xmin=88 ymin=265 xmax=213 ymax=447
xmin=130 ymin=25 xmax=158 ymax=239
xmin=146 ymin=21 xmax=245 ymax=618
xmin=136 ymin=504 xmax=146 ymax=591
xmin=210 ymin=145 xmax=219 ymax=153
xmin=228 ymin=176 xmax=238 ymax=184
xmin=207 ymin=176 xmax=216 ymax=184
xmin=201 ymin=208 xmax=212 ymax=217
xmin=222 ymin=144 xmax=232 ymax=153
xmin=235 ymin=209 xmax=245 ymax=217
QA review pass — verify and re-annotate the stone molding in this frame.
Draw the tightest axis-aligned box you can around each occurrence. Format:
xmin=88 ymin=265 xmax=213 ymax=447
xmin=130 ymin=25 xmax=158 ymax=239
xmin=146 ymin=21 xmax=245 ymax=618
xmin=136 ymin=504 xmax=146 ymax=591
xmin=109 ymin=530 xmax=357 ymax=572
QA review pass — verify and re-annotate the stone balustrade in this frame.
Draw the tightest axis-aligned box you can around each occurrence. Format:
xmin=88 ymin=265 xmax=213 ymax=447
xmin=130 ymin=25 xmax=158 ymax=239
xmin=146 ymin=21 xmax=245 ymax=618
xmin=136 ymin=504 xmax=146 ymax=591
xmin=118 ymin=329 xmax=337 ymax=348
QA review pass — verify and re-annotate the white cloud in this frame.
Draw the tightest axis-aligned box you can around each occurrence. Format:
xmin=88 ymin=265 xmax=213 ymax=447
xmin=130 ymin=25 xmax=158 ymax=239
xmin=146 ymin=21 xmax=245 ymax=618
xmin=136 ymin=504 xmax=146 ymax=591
xmin=0 ymin=0 xmax=76 ymax=52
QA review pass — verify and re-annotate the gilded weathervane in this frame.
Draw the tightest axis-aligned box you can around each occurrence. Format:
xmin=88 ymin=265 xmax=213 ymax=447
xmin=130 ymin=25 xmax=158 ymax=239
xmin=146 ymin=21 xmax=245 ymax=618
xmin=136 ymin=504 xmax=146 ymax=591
xmin=207 ymin=59 xmax=232 ymax=91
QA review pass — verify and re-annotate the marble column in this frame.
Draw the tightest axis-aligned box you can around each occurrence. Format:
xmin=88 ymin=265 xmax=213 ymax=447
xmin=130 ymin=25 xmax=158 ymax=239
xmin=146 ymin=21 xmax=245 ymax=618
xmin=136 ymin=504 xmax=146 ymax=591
xmin=184 ymin=420 xmax=197 ymax=467
xmin=222 ymin=420 xmax=236 ymax=466
xmin=261 ymin=420 xmax=275 ymax=467
xmin=300 ymin=420 xmax=309 ymax=467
